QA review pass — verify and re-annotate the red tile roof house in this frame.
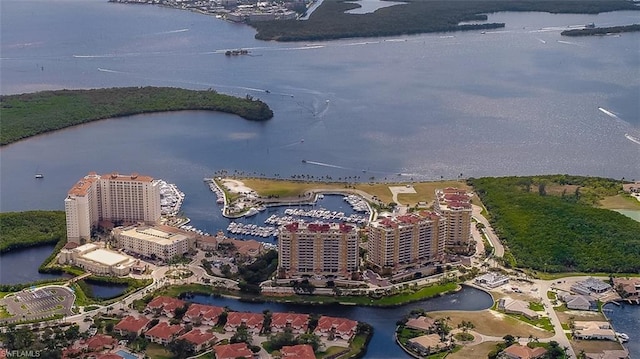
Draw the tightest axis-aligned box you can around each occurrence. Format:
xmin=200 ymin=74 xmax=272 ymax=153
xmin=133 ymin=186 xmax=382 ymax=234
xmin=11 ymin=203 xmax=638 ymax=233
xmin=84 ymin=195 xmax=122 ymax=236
xmin=224 ymin=312 xmax=264 ymax=335
xmin=61 ymin=347 xmax=83 ymax=359
xmin=145 ymin=322 xmax=185 ymax=345
xmin=314 ymin=316 xmax=358 ymax=341
xmin=178 ymin=329 xmax=218 ymax=352
xmin=183 ymin=303 xmax=225 ymax=326
xmin=145 ymin=296 xmax=186 ymax=318
xmin=82 ymin=334 xmax=117 ymax=352
xmin=114 ymin=316 xmax=151 ymax=336
xmin=281 ymin=344 xmax=315 ymax=359
xmin=213 ymin=342 xmax=253 ymax=359
xmin=96 ymin=354 xmax=126 ymax=359
xmin=270 ymin=313 xmax=309 ymax=334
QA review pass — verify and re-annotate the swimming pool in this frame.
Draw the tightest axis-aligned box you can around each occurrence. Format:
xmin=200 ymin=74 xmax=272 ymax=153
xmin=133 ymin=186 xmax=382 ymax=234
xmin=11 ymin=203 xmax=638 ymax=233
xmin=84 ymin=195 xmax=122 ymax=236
xmin=116 ymin=350 xmax=137 ymax=359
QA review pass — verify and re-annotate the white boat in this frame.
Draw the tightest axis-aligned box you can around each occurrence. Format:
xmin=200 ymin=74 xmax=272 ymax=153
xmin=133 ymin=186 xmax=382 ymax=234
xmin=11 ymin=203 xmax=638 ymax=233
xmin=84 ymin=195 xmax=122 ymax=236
xmin=244 ymin=207 xmax=259 ymax=217
xmin=35 ymin=174 xmax=44 ymax=179
xmin=616 ymin=332 xmax=629 ymax=342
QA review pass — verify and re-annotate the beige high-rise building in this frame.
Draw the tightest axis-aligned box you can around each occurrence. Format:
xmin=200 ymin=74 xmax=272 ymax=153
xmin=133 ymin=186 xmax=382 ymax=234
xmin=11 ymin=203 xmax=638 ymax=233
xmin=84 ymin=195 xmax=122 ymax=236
xmin=433 ymin=188 xmax=472 ymax=250
xmin=367 ymin=211 xmax=445 ymax=271
xmin=65 ymin=172 xmax=161 ymax=243
xmin=278 ymin=222 xmax=359 ymax=279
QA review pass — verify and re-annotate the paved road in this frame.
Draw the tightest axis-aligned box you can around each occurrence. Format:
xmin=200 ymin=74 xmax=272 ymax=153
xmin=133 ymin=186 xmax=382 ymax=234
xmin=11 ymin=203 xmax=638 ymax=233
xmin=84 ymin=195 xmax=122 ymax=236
xmin=472 ymin=204 xmax=504 ymax=258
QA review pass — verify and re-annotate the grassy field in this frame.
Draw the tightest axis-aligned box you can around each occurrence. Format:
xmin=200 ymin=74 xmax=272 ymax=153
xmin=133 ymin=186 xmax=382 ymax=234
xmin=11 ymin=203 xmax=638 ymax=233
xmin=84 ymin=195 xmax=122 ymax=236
xmin=317 ymin=346 xmax=347 ymax=358
xmin=447 ymin=341 xmax=501 ymax=359
xmin=599 ymin=194 xmax=640 ymax=210
xmin=571 ymin=339 xmax=624 ymax=353
xmin=429 ymin=310 xmax=553 ymax=339
xmin=235 ymin=177 xmax=470 ymax=207
xmin=145 ymin=343 xmax=173 ymax=359
xmin=270 ymin=282 xmax=458 ymax=307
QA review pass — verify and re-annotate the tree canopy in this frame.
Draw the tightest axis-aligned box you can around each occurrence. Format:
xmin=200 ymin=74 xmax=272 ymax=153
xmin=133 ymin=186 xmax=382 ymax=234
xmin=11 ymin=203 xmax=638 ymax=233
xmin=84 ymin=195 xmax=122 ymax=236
xmin=470 ymin=175 xmax=640 ymax=273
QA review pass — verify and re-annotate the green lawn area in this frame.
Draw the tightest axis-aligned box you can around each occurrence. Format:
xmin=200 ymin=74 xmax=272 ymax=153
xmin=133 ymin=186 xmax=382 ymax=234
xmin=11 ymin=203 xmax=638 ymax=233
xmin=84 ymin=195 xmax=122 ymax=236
xmin=547 ymin=291 xmax=557 ymax=300
xmin=145 ymin=343 xmax=173 ymax=359
xmin=276 ymin=282 xmax=458 ymax=307
xmin=72 ymin=283 xmax=93 ymax=307
xmin=0 ymin=292 xmax=10 ymax=298
xmin=529 ymin=302 xmax=545 ymax=312
xmin=316 ymin=346 xmax=347 ymax=359
xmin=0 ymin=305 xmax=13 ymax=319
xmin=397 ymin=327 xmax=425 ymax=345
xmin=340 ymin=333 xmax=368 ymax=358
xmin=506 ymin=313 xmax=554 ymax=332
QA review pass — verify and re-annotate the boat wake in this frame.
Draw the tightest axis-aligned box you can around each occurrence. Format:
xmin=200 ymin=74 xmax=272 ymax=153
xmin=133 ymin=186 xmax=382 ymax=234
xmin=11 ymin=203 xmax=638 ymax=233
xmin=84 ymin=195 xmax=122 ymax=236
xmin=302 ymin=160 xmax=349 ymax=170
xmin=557 ymin=40 xmax=586 ymax=47
xmin=625 ymin=133 xmax=640 ymax=145
xmin=155 ymin=28 xmax=189 ymax=35
xmin=598 ymin=107 xmax=620 ymax=119
xmin=97 ymin=68 xmax=126 ymax=74
xmin=536 ymin=38 xmax=546 ymax=44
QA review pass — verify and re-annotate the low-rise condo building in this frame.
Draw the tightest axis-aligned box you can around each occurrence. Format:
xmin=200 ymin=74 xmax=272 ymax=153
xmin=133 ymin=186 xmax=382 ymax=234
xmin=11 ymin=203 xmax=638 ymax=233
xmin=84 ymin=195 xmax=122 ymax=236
xmin=114 ymin=224 xmax=196 ymax=262
xmin=58 ymin=243 xmax=137 ymax=276
xmin=278 ymin=222 xmax=359 ymax=279
xmin=367 ymin=211 xmax=445 ymax=272
xmin=65 ymin=172 xmax=162 ymax=244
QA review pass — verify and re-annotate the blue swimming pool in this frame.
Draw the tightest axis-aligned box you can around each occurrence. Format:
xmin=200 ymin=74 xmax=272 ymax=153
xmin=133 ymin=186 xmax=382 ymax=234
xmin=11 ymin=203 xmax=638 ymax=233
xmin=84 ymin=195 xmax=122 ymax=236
xmin=116 ymin=350 xmax=138 ymax=359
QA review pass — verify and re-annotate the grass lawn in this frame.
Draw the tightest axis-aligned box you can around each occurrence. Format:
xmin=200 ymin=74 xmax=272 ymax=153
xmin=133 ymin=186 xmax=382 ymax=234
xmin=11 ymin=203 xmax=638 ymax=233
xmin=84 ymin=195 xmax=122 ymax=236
xmin=429 ymin=310 xmax=552 ymax=339
xmin=599 ymin=194 xmax=640 ymax=210
xmin=145 ymin=343 xmax=173 ymax=359
xmin=317 ymin=346 xmax=347 ymax=359
xmin=547 ymin=291 xmax=557 ymax=300
xmin=447 ymin=341 xmax=501 ymax=359
xmin=237 ymin=178 xmax=470 ymax=207
xmin=72 ymin=283 xmax=93 ymax=307
xmin=529 ymin=302 xmax=545 ymax=311
xmin=0 ymin=305 xmax=13 ymax=319
xmin=341 ymin=333 xmax=368 ymax=358
xmin=571 ymin=339 xmax=624 ymax=353
xmin=506 ymin=313 xmax=554 ymax=332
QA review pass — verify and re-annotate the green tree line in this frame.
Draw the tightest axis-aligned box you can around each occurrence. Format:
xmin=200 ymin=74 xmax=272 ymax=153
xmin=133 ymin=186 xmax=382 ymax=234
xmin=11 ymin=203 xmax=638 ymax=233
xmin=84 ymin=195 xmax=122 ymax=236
xmin=0 ymin=211 xmax=67 ymax=253
xmin=469 ymin=175 xmax=640 ymax=273
xmin=0 ymin=87 xmax=274 ymax=145
xmin=561 ymin=24 xmax=640 ymax=36
xmin=250 ymin=0 xmax=639 ymax=42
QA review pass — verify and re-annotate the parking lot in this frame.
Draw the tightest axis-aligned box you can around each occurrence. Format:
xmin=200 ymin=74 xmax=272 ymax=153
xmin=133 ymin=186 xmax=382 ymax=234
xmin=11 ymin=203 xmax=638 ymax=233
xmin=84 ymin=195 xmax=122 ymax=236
xmin=1 ymin=286 xmax=75 ymax=323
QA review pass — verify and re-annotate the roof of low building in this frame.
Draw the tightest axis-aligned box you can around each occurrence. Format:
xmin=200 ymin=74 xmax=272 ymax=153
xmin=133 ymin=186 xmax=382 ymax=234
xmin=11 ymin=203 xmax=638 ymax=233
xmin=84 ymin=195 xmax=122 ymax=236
xmin=214 ymin=342 xmax=252 ymax=359
xmin=502 ymin=344 xmax=547 ymax=359
xmin=114 ymin=315 xmax=151 ymax=333
xmin=281 ymin=344 xmax=315 ymax=359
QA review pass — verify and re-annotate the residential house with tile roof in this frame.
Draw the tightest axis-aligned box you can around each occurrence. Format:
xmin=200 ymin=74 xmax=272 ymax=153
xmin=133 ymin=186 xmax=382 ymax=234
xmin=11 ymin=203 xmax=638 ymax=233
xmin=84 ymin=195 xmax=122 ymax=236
xmin=313 ymin=316 xmax=358 ymax=341
xmin=224 ymin=312 xmax=264 ymax=335
xmin=270 ymin=313 xmax=309 ymax=334
xmin=114 ymin=316 xmax=151 ymax=336
xmin=183 ymin=303 xmax=225 ymax=326
xmin=213 ymin=343 xmax=252 ymax=359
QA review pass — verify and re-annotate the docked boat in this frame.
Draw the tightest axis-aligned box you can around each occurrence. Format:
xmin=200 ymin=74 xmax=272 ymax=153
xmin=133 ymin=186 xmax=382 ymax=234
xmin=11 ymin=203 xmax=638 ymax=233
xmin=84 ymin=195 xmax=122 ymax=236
xmin=35 ymin=173 xmax=44 ymax=179
xmin=244 ymin=207 xmax=260 ymax=217
xmin=616 ymin=332 xmax=629 ymax=342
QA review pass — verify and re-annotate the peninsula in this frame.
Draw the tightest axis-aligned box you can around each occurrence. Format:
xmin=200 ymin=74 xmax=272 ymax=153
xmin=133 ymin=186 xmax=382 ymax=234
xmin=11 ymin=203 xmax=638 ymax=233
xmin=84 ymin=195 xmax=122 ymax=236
xmin=0 ymin=87 xmax=273 ymax=146
xmin=561 ymin=23 xmax=640 ymax=36
xmin=250 ymin=0 xmax=639 ymax=41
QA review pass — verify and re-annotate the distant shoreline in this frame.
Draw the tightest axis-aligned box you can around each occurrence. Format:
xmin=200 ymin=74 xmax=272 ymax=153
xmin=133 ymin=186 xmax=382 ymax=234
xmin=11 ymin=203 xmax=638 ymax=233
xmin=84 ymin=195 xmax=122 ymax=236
xmin=561 ymin=23 xmax=640 ymax=36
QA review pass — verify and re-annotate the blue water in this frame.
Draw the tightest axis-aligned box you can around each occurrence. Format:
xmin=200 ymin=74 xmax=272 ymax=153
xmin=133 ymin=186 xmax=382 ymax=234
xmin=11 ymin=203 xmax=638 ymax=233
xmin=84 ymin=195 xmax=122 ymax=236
xmin=1 ymin=1 xmax=639 ymax=357
xmin=189 ymin=285 xmax=493 ymax=358
xmin=0 ymin=245 xmax=65 ymax=284
xmin=604 ymin=303 xmax=640 ymax=357
xmin=86 ymin=282 xmax=128 ymax=299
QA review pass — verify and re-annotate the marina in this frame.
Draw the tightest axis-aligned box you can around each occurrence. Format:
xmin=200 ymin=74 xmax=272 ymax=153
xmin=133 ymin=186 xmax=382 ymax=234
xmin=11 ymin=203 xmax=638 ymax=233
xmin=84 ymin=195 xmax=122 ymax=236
xmin=158 ymin=180 xmax=185 ymax=216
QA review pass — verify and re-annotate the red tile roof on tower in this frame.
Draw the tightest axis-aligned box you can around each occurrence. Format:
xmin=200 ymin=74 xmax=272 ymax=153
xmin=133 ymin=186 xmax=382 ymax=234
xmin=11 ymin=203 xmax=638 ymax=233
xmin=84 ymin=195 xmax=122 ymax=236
xmin=146 ymin=296 xmax=186 ymax=313
xmin=184 ymin=303 xmax=225 ymax=323
xmin=114 ymin=316 xmax=151 ymax=334
xmin=213 ymin=342 xmax=252 ymax=359
xmin=178 ymin=329 xmax=217 ymax=346
xmin=281 ymin=344 xmax=315 ymax=359
xmin=271 ymin=313 xmax=309 ymax=331
xmin=145 ymin=322 xmax=184 ymax=341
